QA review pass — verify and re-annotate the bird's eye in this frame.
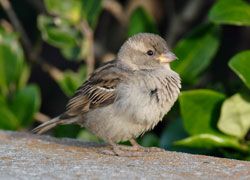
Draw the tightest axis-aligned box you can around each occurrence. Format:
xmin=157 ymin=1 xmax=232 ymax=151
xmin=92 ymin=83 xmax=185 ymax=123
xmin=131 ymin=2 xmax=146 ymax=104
xmin=146 ymin=50 xmax=154 ymax=56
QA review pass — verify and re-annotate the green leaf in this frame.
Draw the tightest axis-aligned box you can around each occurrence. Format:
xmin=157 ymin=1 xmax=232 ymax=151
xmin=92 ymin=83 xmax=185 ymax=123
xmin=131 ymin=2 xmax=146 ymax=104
xmin=54 ymin=124 xmax=81 ymax=138
xmin=0 ymin=94 xmax=5 ymax=104
xmin=17 ymin=63 xmax=31 ymax=90
xmin=0 ymin=29 xmax=25 ymax=95
xmin=209 ymin=0 xmax=250 ymax=26
xmin=0 ymin=45 xmax=23 ymax=93
xmin=44 ymin=0 xmax=81 ymax=24
xmin=38 ymin=15 xmax=80 ymax=48
xmin=218 ymin=93 xmax=250 ymax=139
xmin=56 ymin=66 xmax=87 ymax=96
xmin=175 ymin=133 xmax=248 ymax=152
xmin=0 ymin=96 xmax=19 ymax=130
xmin=0 ymin=27 xmax=24 ymax=56
xmin=44 ymin=0 xmax=102 ymax=27
xmin=0 ymin=106 xmax=19 ymax=130
xmin=57 ymin=72 xmax=80 ymax=96
xmin=128 ymin=7 xmax=158 ymax=37
xmin=179 ymin=89 xmax=225 ymax=135
xmin=229 ymin=50 xmax=250 ymax=89
xmin=38 ymin=15 xmax=82 ymax=60
xmin=61 ymin=46 xmax=82 ymax=60
xmin=82 ymin=0 xmax=102 ymax=28
xmin=172 ymin=24 xmax=220 ymax=84
xmin=9 ymin=85 xmax=41 ymax=127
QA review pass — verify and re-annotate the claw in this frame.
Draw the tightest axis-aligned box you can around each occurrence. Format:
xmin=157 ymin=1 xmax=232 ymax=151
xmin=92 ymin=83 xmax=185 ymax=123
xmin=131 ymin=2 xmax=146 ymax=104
xmin=99 ymin=139 xmax=165 ymax=157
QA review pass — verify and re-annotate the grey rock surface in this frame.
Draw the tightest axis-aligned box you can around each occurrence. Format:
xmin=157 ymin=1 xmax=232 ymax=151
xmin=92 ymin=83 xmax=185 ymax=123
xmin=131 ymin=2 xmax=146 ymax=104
xmin=0 ymin=130 xmax=249 ymax=180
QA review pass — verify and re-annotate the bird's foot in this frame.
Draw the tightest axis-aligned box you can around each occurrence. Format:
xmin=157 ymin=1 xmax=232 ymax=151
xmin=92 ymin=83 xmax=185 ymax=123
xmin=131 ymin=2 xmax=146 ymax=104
xmin=101 ymin=146 xmax=146 ymax=157
xmin=129 ymin=139 xmax=165 ymax=153
xmin=100 ymin=139 xmax=165 ymax=157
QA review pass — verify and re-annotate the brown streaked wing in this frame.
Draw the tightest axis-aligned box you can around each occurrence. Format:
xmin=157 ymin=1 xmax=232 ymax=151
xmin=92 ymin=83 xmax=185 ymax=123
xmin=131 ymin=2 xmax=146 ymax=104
xmin=62 ymin=60 xmax=129 ymax=118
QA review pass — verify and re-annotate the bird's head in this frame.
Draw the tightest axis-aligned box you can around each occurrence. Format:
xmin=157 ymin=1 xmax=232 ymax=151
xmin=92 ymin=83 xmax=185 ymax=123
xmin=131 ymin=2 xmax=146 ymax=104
xmin=118 ymin=33 xmax=177 ymax=70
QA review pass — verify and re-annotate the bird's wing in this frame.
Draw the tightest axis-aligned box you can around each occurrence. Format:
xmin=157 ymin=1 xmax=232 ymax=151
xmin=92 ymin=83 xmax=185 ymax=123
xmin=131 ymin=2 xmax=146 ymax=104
xmin=61 ymin=60 xmax=129 ymax=119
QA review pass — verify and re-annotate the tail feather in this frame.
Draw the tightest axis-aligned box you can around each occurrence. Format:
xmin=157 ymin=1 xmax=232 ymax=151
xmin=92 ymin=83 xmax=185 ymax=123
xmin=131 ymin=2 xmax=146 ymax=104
xmin=32 ymin=116 xmax=78 ymax=134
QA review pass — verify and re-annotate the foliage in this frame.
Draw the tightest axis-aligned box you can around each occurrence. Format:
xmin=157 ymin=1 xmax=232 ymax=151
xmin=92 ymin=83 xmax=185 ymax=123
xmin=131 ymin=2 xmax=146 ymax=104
xmin=38 ymin=0 xmax=100 ymax=136
xmin=218 ymin=93 xmax=250 ymax=139
xmin=128 ymin=7 xmax=158 ymax=37
xmin=208 ymin=0 xmax=250 ymax=26
xmin=172 ymin=0 xmax=250 ymax=160
xmin=126 ymin=0 xmax=250 ymax=160
xmin=38 ymin=15 xmax=82 ymax=60
xmin=0 ymin=28 xmax=40 ymax=130
xmin=172 ymin=24 xmax=220 ymax=84
xmin=229 ymin=51 xmax=250 ymax=89
xmin=0 ymin=0 xmax=249 ymax=161
xmin=56 ymin=66 xmax=87 ymax=96
xmin=179 ymin=90 xmax=225 ymax=135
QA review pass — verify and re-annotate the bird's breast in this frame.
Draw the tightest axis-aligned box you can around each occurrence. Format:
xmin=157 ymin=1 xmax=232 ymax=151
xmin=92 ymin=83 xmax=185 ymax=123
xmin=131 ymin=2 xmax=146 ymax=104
xmin=115 ymin=69 xmax=181 ymax=131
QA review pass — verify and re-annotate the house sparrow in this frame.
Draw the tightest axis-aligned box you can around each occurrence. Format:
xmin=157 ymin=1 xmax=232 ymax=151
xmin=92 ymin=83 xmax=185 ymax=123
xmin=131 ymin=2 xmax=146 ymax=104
xmin=33 ymin=33 xmax=181 ymax=156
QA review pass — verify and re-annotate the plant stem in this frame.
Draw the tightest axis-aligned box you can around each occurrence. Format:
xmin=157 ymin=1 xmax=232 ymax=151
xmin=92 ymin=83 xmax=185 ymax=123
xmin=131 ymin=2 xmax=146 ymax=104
xmin=80 ymin=21 xmax=95 ymax=75
xmin=24 ymin=0 xmax=45 ymax=13
xmin=0 ymin=0 xmax=32 ymax=54
xmin=103 ymin=0 xmax=126 ymax=25
xmin=166 ymin=0 xmax=205 ymax=46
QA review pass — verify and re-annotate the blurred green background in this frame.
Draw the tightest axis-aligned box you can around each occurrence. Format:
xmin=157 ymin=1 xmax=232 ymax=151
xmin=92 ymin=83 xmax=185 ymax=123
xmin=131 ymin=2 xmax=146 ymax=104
xmin=0 ymin=0 xmax=250 ymax=160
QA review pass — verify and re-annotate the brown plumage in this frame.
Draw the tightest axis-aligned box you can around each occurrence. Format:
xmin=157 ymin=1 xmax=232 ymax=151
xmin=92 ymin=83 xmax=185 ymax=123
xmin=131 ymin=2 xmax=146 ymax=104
xmin=32 ymin=33 xmax=181 ymax=156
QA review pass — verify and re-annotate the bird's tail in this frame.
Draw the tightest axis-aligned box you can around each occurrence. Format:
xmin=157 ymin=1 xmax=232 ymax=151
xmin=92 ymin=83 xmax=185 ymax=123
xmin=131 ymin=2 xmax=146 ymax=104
xmin=32 ymin=116 xmax=78 ymax=134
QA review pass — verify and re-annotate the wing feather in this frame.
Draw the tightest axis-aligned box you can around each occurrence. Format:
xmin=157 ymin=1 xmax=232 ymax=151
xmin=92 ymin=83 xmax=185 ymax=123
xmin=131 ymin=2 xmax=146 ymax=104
xmin=61 ymin=61 xmax=129 ymax=119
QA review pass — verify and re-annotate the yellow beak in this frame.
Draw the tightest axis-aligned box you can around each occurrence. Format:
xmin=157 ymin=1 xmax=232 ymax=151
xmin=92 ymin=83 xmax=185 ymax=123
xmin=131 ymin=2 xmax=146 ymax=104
xmin=157 ymin=52 xmax=178 ymax=63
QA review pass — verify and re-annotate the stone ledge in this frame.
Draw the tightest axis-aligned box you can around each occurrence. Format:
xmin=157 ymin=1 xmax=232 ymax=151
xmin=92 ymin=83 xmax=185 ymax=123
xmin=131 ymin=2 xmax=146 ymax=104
xmin=0 ymin=130 xmax=249 ymax=179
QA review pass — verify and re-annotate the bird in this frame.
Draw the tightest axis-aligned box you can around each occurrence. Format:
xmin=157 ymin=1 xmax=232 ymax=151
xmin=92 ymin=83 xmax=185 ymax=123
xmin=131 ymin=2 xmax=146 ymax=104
xmin=32 ymin=33 xmax=181 ymax=156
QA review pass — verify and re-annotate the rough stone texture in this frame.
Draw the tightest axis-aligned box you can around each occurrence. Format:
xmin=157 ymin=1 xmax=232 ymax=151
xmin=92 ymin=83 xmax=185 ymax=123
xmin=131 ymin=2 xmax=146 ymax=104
xmin=0 ymin=130 xmax=249 ymax=180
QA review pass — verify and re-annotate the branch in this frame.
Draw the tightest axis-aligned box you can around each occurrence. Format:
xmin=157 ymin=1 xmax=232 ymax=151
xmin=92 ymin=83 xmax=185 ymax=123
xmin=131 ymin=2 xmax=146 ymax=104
xmin=0 ymin=0 xmax=32 ymax=53
xmin=103 ymin=0 xmax=127 ymax=25
xmin=37 ymin=57 xmax=64 ymax=81
xmin=24 ymin=0 xmax=45 ymax=13
xmin=80 ymin=21 xmax=95 ymax=75
xmin=166 ymin=0 xmax=205 ymax=46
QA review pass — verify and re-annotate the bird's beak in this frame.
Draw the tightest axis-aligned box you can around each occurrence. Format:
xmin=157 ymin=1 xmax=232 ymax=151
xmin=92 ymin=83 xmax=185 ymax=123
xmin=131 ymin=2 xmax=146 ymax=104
xmin=156 ymin=51 xmax=178 ymax=63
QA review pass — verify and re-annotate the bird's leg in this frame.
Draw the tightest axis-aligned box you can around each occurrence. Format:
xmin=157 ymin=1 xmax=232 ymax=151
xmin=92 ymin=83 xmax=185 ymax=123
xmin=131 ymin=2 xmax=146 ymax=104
xmin=130 ymin=139 xmax=165 ymax=152
xmin=129 ymin=139 xmax=144 ymax=150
